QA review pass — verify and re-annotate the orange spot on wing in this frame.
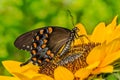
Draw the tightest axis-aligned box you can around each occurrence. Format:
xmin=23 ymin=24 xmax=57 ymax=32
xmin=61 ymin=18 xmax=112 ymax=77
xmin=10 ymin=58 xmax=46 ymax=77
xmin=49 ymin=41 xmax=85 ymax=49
xmin=38 ymin=60 xmax=42 ymax=64
xmin=39 ymin=30 xmax=44 ymax=34
xmin=46 ymin=50 xmax=54 ymax=57
xmin=45 ymin=34 xmax=48 ymax=38
xmin=36 ymin=36 xmax=39 ymax=40
xmin=33 ymin=43 xmax=37 ymax=48
xmin=50 ymin=53 xmax=54 ymax=58
xmin=32 ymin=58 xmax=37 ymax=61
xmin=43 ymin=39 xmax=48 ymax=43
xmin=31 ymin=50 xmax=36 ymax=55
xmin=48 ymin=27 xmax=53 ymax=33
xmin=41 ymin=44 xmax=46 ymax=48
xmin=47 ymin=50 xmax=51 ymax=55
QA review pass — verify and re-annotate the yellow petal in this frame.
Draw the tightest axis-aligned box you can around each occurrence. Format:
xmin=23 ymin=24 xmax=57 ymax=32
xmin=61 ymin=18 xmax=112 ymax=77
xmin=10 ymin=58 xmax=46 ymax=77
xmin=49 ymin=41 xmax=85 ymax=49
xmin=99 ymin=50 xmax=120 ymax=67
xmin=13 ymin=72 xmax=30 ymax=80
xmin=2 ymin=60 xmax=39 ymax=78
xmin=0 ymin=76 xmax=19 ymax=80
xmin=13 ymin=72 xmax=53 ymax=80
xmin=75 ymin=23 xmax=87 ymax=35
xmin=106 ymin=24 xmax=120 ymax=43
xmin=90 ymin=22 xmax=106 ymax=43
xmin=105 ymin=16 xmax=117 ymax=34
xmin=31 ymin=75 xmax=53 ymax=80
xmin=110 ymin=16 xmax=117 ymax=27
xmin=92 ymin=65 xmax=113 ymax=74
xmin=74 ymin=61 xmax=100 ymax=80
xmin=86 ymin=61 xmax=100 ymax=69
xmin=86 ymin=45 xmax=105 ymax=65
xmin=54 ymin=66 xmax=74 ymax=80
xmin=105 ymin=38 xmax=120 ymax=55
xmin=75 ymin=68 xmax=91 ymax=80
xmin=73 ymin=23 xmax=88 ymax=46
xmin=105 ymin=16 xmax=118 ymax=42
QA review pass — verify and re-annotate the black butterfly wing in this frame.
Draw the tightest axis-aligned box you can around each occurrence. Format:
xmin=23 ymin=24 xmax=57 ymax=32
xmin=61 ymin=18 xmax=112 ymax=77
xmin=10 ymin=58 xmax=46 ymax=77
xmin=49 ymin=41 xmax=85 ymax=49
xmin=48 ymin=27 xmax=71 ymax=53
xmin=14 ymin=26 xmax=71 ymax=53
xmin=14 ymin=28 xmax=42 ymax=51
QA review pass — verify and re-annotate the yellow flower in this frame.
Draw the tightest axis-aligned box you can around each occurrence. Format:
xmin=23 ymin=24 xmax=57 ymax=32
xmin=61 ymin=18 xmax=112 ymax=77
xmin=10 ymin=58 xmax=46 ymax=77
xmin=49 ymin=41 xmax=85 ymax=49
xmin=0 ymin=61 xmax=53 ymax=80
xmin=54 ymin=16 xmax=120 ymax=80
xmin=75 ymin=38 xmax=120 ymax=79
xmin=1 ymin=60 xmax=74 ymax=80
xmin=74 ymin=16 xmax=120 ymax=79
xmin=75 ymin=16 xmax=120 ymax=44
xmin=90 ymin=16 xmax=120 ymax=43
xmin=1 ymin=16 xmax=120 ymax=80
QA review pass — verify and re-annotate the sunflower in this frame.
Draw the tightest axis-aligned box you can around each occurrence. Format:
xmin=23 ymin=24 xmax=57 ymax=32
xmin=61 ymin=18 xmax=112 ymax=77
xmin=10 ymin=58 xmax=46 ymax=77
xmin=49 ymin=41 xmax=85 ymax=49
xmin=0 ymin=61 xmax=53 ymax=80
xmin=1 ymin=16 xmax=120 ymax=80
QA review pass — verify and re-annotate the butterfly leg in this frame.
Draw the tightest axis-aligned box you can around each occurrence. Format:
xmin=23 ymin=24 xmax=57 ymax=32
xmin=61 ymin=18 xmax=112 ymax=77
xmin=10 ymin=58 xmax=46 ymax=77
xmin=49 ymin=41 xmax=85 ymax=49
xmin=59 ymin=35 xmax=89 ymax=58
xmin=75 ymin=34 xmax=90 ymax=42
xmin=20 ymin=59 xmax=31 ymax=67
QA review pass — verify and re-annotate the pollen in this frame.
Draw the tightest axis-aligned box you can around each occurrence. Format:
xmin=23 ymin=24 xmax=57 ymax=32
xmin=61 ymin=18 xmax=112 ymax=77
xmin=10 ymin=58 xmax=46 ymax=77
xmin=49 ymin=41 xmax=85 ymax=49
xmin=45 ymin=58 xmax=50 ymax=62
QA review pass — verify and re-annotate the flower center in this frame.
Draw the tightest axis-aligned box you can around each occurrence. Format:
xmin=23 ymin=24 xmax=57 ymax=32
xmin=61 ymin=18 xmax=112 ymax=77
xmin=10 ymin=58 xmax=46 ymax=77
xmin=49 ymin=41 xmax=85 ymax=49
xmin=39 ymin=42 xmax=100 ymax=78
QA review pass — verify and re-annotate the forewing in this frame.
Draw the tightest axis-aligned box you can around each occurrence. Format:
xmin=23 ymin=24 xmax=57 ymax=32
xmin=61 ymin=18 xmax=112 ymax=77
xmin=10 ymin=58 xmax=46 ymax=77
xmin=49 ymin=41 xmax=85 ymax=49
xmin=14 ymin=28 xmax=42 ymax=51
xmin=48 ymin=27 xmax=71 ymax=53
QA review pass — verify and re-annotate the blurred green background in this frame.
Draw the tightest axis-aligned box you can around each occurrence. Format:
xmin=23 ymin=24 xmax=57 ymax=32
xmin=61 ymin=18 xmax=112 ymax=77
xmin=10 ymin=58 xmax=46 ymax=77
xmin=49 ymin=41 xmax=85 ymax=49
xmin=0 ymin=0 xmax=120 ymax=77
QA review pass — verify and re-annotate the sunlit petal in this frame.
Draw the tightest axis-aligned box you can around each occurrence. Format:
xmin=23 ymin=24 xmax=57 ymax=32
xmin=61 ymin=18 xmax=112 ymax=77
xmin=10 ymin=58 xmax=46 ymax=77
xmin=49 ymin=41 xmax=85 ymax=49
xmin=99 ymin=50 xmax=120 ymax=67
xmin=105 ymin=38 xmax=120 ymax=55
xmin=105 ymin=16 xmax=117 ymax=34
xmin=86 ymin=45 xmax=105 ymax=64
xmin=0 ymin=76 xmax=19 ymax=80
xmin=90 ymin=22 xmax=106 ymax=43
xmin=54 ymin=66 xmax=74 ymax=80
xmin=105 ymin=16 xmax=118 ymax=43
xmin=31 ymin=75 xmax=53 ymax=80
xmin=74 ymin=61 xmax=100 ymax=80
xmin=107 ymin=24 xmax=120 ymax=43
xmin=86 ymin=61 xmax=100 ymax=69
xmin=75 ymin=68 xmax=91 ymax=80
xmin=13 ymin=72 xmax=30 ymax=80
xmin=2 ymin=60 xmax=39 ymax=78
xmin=92 ymin=65 xmax=113 ymax=74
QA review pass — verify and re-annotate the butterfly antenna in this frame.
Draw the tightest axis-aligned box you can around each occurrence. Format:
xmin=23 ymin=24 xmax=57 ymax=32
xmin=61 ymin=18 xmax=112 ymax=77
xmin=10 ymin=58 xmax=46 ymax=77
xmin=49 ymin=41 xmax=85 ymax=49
xmin=67 ymin=10 xmax=76 ymax=28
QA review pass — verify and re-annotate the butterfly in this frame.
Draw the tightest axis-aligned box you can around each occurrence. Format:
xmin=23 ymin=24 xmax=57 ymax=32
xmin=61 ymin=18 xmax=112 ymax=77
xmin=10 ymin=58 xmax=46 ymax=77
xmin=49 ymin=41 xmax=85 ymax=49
xmin=14 ymin=26 xmax=84 ymax=66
